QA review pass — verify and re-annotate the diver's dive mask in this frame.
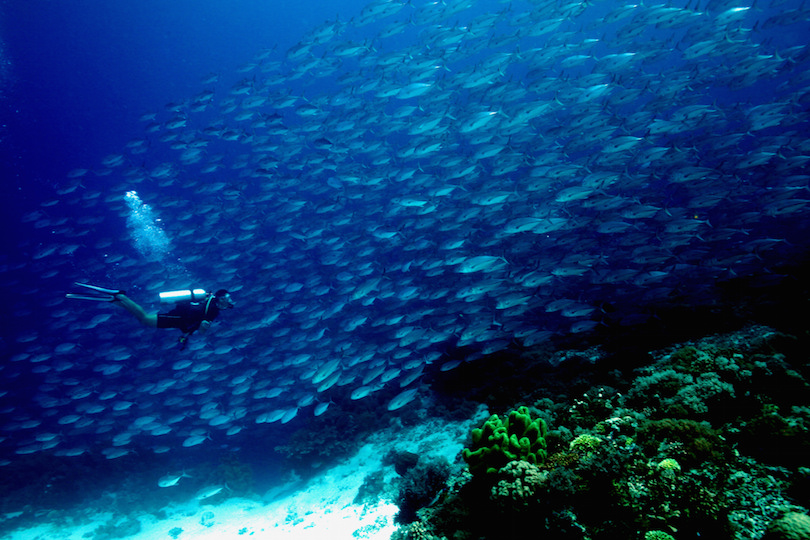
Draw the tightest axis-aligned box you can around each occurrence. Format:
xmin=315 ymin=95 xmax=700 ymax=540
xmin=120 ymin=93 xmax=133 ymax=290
xmin=216 ymin=293 xmax=236 ymax=309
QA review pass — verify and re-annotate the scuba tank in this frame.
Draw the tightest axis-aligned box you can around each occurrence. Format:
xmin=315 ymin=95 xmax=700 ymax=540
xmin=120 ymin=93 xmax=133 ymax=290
xmin=159 ymin=288 xmax=207 ymax=304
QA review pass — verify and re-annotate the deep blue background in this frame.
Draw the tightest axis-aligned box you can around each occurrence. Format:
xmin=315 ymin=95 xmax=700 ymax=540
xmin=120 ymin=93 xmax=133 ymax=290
xmin=1 ymin=0 xmax=365 ymax=205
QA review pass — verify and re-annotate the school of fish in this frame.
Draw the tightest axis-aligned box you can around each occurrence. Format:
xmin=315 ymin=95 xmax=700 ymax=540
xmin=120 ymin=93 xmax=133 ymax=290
xmin=4 ymin=0 xmax=810 ymax=463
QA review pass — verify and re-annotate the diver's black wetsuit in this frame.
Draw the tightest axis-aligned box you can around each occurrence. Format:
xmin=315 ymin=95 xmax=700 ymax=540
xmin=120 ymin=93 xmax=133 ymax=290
xmin=157 ymin=295 xmax=221 ymax=335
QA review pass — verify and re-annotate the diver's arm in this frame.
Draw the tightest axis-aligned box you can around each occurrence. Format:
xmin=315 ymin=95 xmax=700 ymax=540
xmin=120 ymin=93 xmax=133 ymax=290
xmin=198 ymin=320 xmax=211 ymax=333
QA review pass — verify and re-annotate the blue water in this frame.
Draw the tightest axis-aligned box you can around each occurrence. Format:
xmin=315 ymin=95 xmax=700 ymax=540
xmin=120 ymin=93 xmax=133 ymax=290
xmin=1 ymin=0 xmax=809 ymax=530
xmin=2 ymin=0 xmax=360 ymax=181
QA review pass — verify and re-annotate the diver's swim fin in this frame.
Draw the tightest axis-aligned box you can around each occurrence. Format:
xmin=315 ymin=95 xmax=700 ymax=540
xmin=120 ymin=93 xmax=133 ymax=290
xmin=65 ymin=293 xmax=117 ymax=302
xmin=73 ymin=282 xmax=125 ymax=295
xmin=66 ymin=282 xmax=126 ymax=302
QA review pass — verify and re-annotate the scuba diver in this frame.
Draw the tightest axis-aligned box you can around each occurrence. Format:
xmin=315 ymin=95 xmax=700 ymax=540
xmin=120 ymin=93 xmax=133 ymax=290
xmin=67 ymin=283 xmax=234 ymax=349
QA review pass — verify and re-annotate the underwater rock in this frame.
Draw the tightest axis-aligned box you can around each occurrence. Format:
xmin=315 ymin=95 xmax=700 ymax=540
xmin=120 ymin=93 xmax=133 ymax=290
xmin=395 ymin=457 xmax=451 ymax=524
xmin=763 ymin=512 xmax=810 ymax=540
xmin=199 ymin=511 xmax=215 ymax=528
xmin=387 ymin=450 xmax=420 ymax=476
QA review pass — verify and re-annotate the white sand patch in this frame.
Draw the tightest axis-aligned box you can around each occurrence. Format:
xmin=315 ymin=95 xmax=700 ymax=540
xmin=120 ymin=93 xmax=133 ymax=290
xmin=6 ymin=417 xmax=476 ymax=540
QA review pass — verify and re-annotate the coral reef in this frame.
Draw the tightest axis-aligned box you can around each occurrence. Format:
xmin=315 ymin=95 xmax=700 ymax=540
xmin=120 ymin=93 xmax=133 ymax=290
xmin=394 ymin=457 xmax=451 ymax=524
xmin=394 ymin=326 xmax=810 ymax=540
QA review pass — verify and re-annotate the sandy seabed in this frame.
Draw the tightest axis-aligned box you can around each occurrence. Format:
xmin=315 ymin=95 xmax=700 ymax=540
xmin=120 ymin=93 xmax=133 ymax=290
xmin=6 ymin=417 xmax=474 ymax=540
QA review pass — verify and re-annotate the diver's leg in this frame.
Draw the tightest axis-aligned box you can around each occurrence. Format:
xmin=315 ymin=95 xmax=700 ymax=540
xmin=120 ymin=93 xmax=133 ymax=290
xmin=112 ymin=294 xmax=158 ymax=327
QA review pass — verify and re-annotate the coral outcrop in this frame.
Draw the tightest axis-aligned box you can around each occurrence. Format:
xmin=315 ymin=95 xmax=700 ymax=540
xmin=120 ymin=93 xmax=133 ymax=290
xmin=461 ymin=406 xmax=548 ymax=476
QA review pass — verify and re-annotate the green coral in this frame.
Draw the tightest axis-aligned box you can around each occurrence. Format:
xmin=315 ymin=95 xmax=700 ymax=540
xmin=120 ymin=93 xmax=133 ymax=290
xmin=569 ymin=434 xmax=602 ymax=454
xmin=656 ymin=458 xmax=681 ymax=473
xmin=462 ymin=406 xmax=548 ymax=477
xmin=644 ymin=531 xmax=676 ymax=540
